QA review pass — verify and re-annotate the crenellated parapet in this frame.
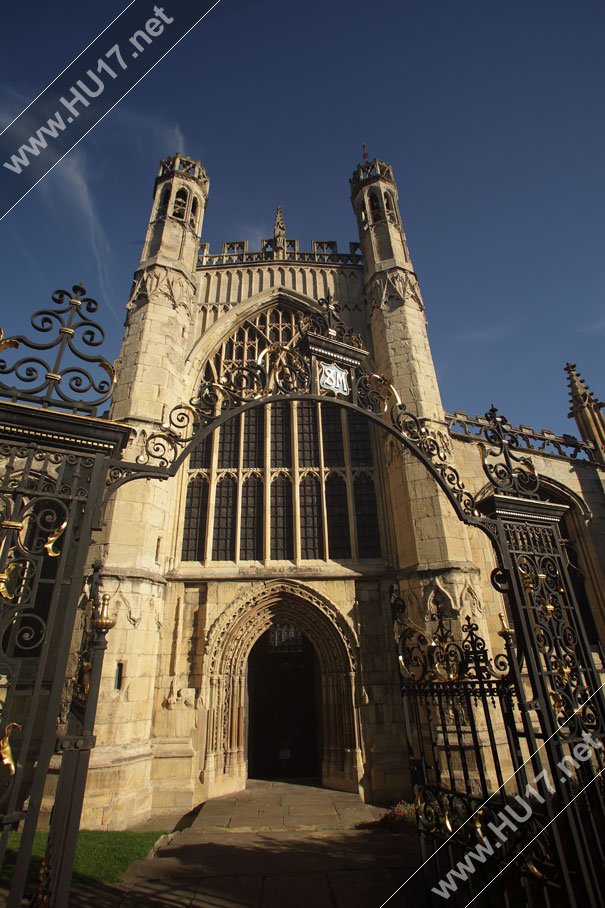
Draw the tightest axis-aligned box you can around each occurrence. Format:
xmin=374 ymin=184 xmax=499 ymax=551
xmin=447 ymin=409 xmax=599 ymax=465
xmin=197 ymin=239 xmax=363 ymax=268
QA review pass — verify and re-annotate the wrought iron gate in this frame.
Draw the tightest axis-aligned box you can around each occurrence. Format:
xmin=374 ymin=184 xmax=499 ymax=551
xmin=0 ymin=286 xmax=130 ymax=907
xmin=394 ymin=412 xmax=605 ymax=907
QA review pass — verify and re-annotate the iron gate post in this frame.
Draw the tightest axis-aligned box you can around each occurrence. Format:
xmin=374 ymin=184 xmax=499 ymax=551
xmin=34 ymin=569 xmax=117 ymax=907
xmin=0 ymin=405 xmax=130 ymax=908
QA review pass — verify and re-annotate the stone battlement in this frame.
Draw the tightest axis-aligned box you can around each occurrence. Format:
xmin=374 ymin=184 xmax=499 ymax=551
xmin=197 ymin=239 xmax=363 ymax=268
xmin=447 ymin=410 xmax=598 ymax=464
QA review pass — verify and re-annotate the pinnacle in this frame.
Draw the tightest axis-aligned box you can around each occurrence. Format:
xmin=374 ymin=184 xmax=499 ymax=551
xmin=565 ymin=362 xmax=603 ymax=417
xmin=274 ymin=205 xmax=285 ymax=238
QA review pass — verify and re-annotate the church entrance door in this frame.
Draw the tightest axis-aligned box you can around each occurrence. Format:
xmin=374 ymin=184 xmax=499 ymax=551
xmin=247 ymin=623 xmax=321 ymax=780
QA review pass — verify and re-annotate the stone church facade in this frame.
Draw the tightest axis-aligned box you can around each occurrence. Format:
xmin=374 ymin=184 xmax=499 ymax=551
xmin=79 ymin=153 xmax=605 ymax=829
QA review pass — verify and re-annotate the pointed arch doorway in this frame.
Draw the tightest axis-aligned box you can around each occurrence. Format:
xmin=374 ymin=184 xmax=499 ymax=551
xmin=247 ymin=622 xmax=322 ymax=780
xmin=200 ymin=582 xmax=362 ymax=799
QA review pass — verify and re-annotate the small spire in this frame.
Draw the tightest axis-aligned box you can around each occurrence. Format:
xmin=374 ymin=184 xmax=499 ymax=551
xmin=362 ymin=142 xmax=369 ymax=163
xmin=564 ymin=362 xmax=605 ymax=464
xmin=565 ymin=362 xmax=603 ymax=417
xmin=274 ymin=205 xmax=285 ymax=239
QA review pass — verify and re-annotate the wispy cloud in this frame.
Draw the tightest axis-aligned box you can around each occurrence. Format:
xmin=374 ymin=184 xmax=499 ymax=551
xmin=0 ymin=87 xmax=117 ymax=317
xmin=452 ymin=322 xmax=514 ymax=344
xmin=0 ymin=85 xmax=38 ymax=130
xmin=576 ymin=316 xmax=605 ymax=334
xmin=41 ymin=150 xmax=117 ymax=317
xmin=0 ymin=88 xmax=187 ymax=317
xmin=235 ymin=222 xmax=271 ymax=251
xmin=112 ymin=108 xmax=187 ymax=157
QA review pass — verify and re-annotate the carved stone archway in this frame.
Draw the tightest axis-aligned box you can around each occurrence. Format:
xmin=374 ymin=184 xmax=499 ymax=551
xmin=198 ymin=581 xmax=362 ymax=798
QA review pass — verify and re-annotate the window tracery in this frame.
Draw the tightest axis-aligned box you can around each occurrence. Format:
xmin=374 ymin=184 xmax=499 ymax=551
xmin=180 ymin=303 xmax=384 ymax=564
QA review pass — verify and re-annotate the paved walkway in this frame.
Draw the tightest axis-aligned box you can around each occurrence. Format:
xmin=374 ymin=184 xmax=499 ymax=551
xmin=68 ymin=781 xmax=425 ymax=908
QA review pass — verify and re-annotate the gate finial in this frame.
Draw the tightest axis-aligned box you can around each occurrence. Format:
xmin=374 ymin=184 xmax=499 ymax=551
xmin=0 ymin=283 xmax=115 ymax=416
xmin=478 ymin=406 xmax=539 ymax=497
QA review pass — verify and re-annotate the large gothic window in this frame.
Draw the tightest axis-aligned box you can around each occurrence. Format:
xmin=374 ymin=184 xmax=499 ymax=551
xmin=180 ymin=303 xmax=383 ymax=564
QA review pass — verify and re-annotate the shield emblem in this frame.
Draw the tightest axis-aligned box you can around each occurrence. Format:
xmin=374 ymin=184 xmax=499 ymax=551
xmin=319 ymin=362 xmax=349 ymax=396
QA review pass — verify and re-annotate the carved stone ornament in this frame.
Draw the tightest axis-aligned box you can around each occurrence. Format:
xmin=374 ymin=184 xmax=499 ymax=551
xmin=129 ymin=267 xmax=195 ymax=314
xmin=368 ymin=268 xmax=424 ymax=313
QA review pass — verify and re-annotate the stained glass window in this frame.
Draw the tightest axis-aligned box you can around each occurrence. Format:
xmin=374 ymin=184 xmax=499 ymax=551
xmin=242 ymin=408 xmax=264 ymax=468
xmin=348 ymin=410 xmax=373 ymax=467
xmin=271 ymin=401 xmax=292 ymax=468
xmin=321 ymin=404 xmax=344 ymax=467
xmin=354 ymin=474 xmax=381 ymax=558
xmin=297 ymin=401 xmax=320 ymax=467
xmin=300 ymin=474 xmax=324 ymax=559
xmin=325 ymin=473 xmax=351 ymax=559
xmin=180 ymin=303 xmax=384 ymax=564
xmin=189 ymin=435 xmax=211 ymax=469
xmin=181 ymin=475 xmax=209 ymax=561
xmin=212 ymin=476 xmax=237 ymax=560
xmin=240 ymin=476 xmax=263 ymax=561
xmin=270 ymin=474 xmax=294 ymax=560
xmin=218 ymin=418 xmax=240 ymax=469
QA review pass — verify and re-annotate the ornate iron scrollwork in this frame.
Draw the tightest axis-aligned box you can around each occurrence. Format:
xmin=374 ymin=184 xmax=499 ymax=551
xmin=516 ymin=546 xmax=600 ymax=736
xmin=396 ymin=607 xmax=510 ymax=685
xmin=478 ymin=406 xmax=539 ymax=497
xmin=0 ymin=284 xmax=115 ymax=415
xmin=391 ymin=403 xmax=477 ymax=515
xmin=0 ymin=722 xmax=22 ymax=776
xmin=414 ymin=784 xmax=555 ymax=879
xmin=130 ymin=296 xmax=479 ymax=519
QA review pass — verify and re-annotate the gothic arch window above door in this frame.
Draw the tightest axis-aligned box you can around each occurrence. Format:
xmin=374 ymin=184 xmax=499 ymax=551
xmin=179 ymin=301 xmax=384 ymax=565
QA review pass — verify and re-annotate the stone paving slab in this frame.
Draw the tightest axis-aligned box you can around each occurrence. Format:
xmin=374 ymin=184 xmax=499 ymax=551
xmin=262 ymin=871 xmax=334 ymax=908
xmin=67 ymin=781 xmax=423 ymax=908
xmin=190 ymin=874 xmax=263 ymax=907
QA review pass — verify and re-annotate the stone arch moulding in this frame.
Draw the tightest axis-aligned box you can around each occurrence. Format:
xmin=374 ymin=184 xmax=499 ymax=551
xmin=185 ymin=286 xmax=333 ymax=387
xmin=198 ymin=580 xmax=363 ymax=800
xmin=106 ymin=283 xmax=484 ymax=533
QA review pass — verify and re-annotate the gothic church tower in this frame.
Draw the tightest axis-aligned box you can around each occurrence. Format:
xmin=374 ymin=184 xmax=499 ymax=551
xmin=81 ymin=151 xmax=498 ymax=829
xmin=350 ymin=157 xmax=482 ymax=634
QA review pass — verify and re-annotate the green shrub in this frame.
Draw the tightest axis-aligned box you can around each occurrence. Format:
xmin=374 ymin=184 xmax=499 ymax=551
xmin=379 ymin=801 xmax=416 ymax=830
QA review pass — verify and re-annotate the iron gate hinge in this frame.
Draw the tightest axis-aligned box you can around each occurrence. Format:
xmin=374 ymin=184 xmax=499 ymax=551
xmin=54 ymin=734 xmax=96 ymax=753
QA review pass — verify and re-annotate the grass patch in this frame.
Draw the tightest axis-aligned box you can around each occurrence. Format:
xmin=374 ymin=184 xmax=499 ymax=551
xmin=2 ymin=830 xmax=166 ymax=886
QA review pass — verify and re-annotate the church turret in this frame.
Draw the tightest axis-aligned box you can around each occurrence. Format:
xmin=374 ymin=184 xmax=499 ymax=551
xmin=350 ymin=150 xmax=413 ymax=274
xmin=140 ymin=153 xmax=209 ymax=274
xmin=352 ymin=151 xmax=481 ymax=647
xmin=113 ymin=155 xmax=209 ymax=426
xmin=350 ymin=152 xmax=441 ymax=422
xmin=566 ymin=362 xmax=605 ymax=465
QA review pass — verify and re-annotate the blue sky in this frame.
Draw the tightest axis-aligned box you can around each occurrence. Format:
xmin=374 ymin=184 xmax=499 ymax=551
xmin=0 ymin=0 xmax=603 ymax=437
